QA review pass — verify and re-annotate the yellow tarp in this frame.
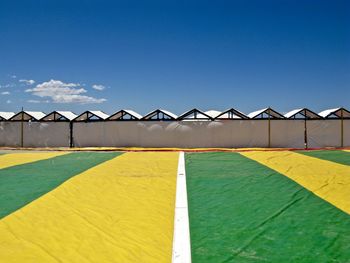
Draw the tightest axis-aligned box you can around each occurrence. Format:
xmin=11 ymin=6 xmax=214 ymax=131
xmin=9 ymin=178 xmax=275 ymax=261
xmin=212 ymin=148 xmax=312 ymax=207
xmin=241 ymin=151 xmax=350 ymax=215
xmin=0 ymin=152 xmax=179 ymax=263
xmin=0 ymin=152 xmax=68 ymax=170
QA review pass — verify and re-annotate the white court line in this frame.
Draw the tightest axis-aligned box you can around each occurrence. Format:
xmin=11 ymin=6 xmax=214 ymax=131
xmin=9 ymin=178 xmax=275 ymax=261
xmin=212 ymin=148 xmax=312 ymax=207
xmin=172 ymin=151 xmax=192 ymax=263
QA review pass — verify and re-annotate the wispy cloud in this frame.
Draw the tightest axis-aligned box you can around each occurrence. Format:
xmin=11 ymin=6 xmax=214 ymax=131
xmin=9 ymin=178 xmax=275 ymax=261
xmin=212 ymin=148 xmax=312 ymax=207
xmin=1 ymin=91 xmax=10 ymax=95
xmin=10 ymin=75 xmax=17 ymax=79
xmin=6 ymin=100 xmax=11 ymax=104
xmin=0 ymin=83 xmax=16 ymax=89
xmin=26 ymin=79 xmax=106 ymax=104
xmin=27 ymin=99 xmax=49 ymax=103
xmin=92 ymin=84 xmax=106 ymax=91
xmin=19 ymin=79 xmax=35 ymax=85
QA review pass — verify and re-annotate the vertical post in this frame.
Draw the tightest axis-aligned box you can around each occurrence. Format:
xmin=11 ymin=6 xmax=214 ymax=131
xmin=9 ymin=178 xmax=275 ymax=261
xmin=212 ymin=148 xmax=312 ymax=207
xmin=304 ymin=112 xmax=308 ymax=149
xmin=268 ymin=108 xmax=271 ymax=148
xmin=69 ymin=121 xmax=74 ymax=148
xmin=341 ymin=108 xmax=344 ymax=148
xmin=20 ymin=107 xmax=24 ymax=148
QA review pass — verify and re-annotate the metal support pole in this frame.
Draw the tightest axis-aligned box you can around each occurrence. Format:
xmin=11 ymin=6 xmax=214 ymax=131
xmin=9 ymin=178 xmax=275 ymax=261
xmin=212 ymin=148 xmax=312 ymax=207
xmin=341 ymin=109 xmax=344 ymax=148
xmin=268 ymin=108 xmax=271 ymax=148
xmin=304 ymin=117 xmax=308 ymax=149
xmin=69 ymin=121 xmax=74 ymax=148
xmin=20 ymin=107 xmax=24 ymax=148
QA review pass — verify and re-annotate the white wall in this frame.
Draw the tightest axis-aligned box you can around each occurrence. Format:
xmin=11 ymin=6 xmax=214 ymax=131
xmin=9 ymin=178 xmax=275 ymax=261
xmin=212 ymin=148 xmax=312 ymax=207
xmin=24 ymin=122 xmax=70 ymax=147
xmin=1 ymin=120 xmax=347 ymax=148
xmin=0 ymin=122 xmax=21 ymax=147
xmin=343 ymin=120 xmax=350 ymax=147
xmin=73 ymin=121 xmax=269 ymax=148
xmin=270 ymin=120 xmax=305 ymax=148
xmin=307 ymin=120 xmax=341 ymax=148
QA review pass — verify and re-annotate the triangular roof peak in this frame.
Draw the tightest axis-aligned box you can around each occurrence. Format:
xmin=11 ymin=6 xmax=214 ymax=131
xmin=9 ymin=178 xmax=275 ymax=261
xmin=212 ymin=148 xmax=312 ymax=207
xmin=141 ymin=109 xmax=177 ymax=120
xmin=177 ymin=108 xmax=213 ymax=120
xmin=107 ymin=109 xmax=142 ymax=120
xmin=41 ymin=111 xmax=77 ymax=121
xmin=73 ymin=110 xmax=109 ymax=121
xmin=319 ymin=108 xmax=350 ymax=119
xmin=284 ymin=108 xmax=321 ymax=119
xmin=10 ymin=111 xmax=46 ymax=121
xmin=248 ymin=108 xmax=284 ymax=119
xmin=215 ymin=108 xmax=248 ymax=119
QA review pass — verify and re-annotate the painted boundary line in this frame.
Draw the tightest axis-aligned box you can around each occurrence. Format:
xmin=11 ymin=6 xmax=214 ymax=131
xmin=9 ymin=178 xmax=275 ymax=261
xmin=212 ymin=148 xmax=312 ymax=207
xmin=172 ymin=151 xmax=192 ymax=263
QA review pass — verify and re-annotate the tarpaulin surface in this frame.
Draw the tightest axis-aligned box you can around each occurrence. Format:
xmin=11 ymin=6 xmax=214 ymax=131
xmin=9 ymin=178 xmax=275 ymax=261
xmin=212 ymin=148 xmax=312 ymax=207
xmin=0 ymin=151 xmax=68 ymax=170
xmin=0 ymin=152 xmax=178 ymax=263
xmin=1 ymin=150 xmax=349 ymax=262
xmin=0 ymin=152 xmax=120 ymax=218
xmin=186 ymin=152 xmax=350 ymax=262
xmin=299 ymin=150 xmax=350 ymax=166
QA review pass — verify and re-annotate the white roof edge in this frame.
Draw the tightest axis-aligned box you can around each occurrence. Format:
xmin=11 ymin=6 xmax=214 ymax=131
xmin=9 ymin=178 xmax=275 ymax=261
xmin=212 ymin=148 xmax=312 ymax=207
xmin=0 ymin=111 xmax=15 ymax=120
xmin=142 ymin=109 xmax=178 ymax=119
xmin=284 ymin=108 xmax=321 ymax=119
xmin=159 ymin=109 xmax=178 ymax=119
xmin=108 ymin=109 xmax=142 ymax=119
xmin=24 ymin=111 xmax=46 ymax=120
xmin=248 ymin=108 xmax=284 ymax=119
xmin=319 ymin=108 xmax=341 ymax=118
xmin=123 ymin=109 xmax=143 ymax=119
xmin=247 ymin=108 xmax=268 ymax=118
xmin=53 ymin=111 xmax=77 ymax=120
xmin=89 ymin=110 xmax=109 ymax=120
xmin=284 ymin=108 xmax=304 ymax=118
xmin=178 ymin=108 xmax=211 ymax=119
xmin=216 ymin=108 xmax=247 ymax=119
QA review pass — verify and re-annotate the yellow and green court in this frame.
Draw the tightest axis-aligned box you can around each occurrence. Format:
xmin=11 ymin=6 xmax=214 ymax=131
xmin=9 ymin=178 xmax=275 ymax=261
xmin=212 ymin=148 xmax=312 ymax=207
xmin=0 ymin=149 xmax=349 ymax=262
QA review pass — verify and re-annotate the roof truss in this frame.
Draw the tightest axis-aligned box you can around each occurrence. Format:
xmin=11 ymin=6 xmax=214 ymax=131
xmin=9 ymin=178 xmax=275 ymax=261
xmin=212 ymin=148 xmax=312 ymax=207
xmin=10 ymin=111 xmax=45 ymax=121
xmin=107 ymin=110 xmax=141 ymax=121
xmin=41 ymin=111 xmax=76 ymax=121
xmin=142 ymin=109 xmax=177 ymax=121
xmin=249 ymin=108 xmax=284 ymax=119
xmin=73 ymin=111 xmax=108 ymax=122
xmin=215 ymin=108 xmax=248 ymax=119
xmin=320 ymin=108 xmax=350 ymax=119
xmin=285 ymin=108 xmax=321 ymax=119
xmin=177 ymin=108 xmax=213 ymax=120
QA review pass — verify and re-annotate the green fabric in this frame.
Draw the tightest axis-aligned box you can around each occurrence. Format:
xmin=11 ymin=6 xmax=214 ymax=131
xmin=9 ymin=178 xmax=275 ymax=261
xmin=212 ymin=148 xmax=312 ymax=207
xmin=298 ymin=150 xmax=350 ymax=166
xmin=186 ymin=152 xmax=350 ymax=263
xmin=0 ymin=152 xmax=122 ymax=219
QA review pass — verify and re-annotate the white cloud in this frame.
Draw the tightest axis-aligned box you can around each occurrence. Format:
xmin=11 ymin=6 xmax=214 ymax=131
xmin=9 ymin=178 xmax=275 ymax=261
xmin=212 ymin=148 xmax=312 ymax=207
xmin=27 ymin=99 xmax=41 ymax=103
xmin=26 ymin=79 xmax=106 ymax=104
xmin=19 ymin=79 xmax=35 ymax=85
xmin=0 ymin=83 xmax=16 ymax=88
xmin=10 ymin=75 xmax=17 ymax=79
xmin=1 ymin=91 xmax=10 ymax=95
xmin=6 ymin=100 xmax=11 ymax=104
xmin=92 ymin=84 xmax=106 ymax=91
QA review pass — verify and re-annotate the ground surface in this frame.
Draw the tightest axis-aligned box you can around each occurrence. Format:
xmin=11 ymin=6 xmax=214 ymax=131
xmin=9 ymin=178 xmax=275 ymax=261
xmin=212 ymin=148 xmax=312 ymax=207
xmin=0 ymin=149 xmax=349 ymax=262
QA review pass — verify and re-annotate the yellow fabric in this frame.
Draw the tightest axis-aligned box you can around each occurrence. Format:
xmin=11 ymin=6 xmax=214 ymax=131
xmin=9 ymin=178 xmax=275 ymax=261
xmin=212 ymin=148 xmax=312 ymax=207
xmin=0 ymin=152 xmax=68 ymax=170
xmin=241 ymin=151 xmax=350 ymax=215
xmin=0 ymin=152 xmax=179 ymax=263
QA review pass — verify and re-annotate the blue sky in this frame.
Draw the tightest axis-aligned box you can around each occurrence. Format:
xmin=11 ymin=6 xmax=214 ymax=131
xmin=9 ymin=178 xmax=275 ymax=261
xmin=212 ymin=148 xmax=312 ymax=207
xmin=0 ymin=0 xmax=349 ymax=115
